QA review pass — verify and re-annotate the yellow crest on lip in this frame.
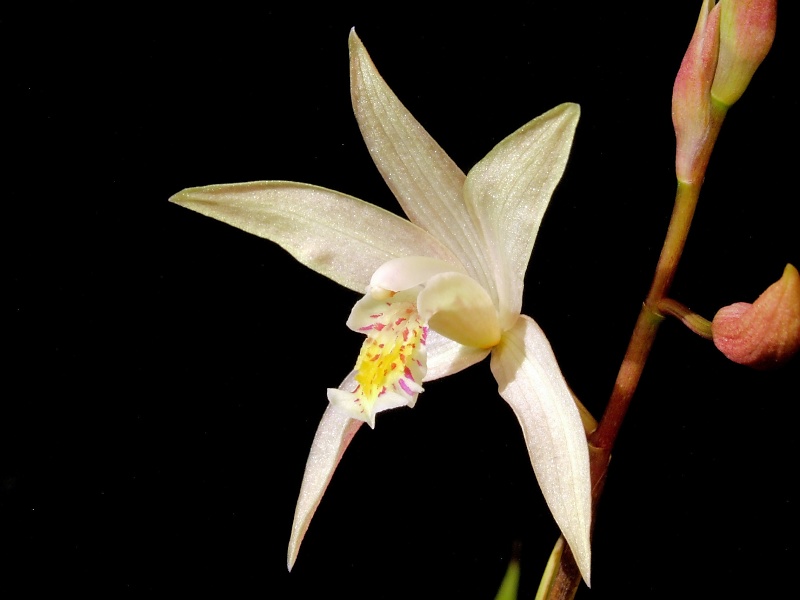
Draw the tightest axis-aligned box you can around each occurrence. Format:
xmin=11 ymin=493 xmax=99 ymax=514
xmin=328 ymin=297 xmax=427 ymax=427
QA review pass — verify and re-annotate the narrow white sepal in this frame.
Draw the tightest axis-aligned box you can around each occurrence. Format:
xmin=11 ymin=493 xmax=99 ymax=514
xmin=288 ymin=389 xmax=363 ymax=571
xmin=169 ymin=181 xmax=459 ymax=294
xmin=490 ymin=315 xmax=592 ymax=586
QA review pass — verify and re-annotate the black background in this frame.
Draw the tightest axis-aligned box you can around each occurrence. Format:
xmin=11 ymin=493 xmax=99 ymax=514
xmin=4 ymin=4 xmax=798 ymax=598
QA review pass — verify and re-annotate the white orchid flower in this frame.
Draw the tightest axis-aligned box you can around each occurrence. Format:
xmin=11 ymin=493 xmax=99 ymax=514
xmin=170 ymin=30 xmax=592 ymax=585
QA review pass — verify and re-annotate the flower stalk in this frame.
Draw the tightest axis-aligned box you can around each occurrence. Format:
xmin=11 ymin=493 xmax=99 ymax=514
xmin=592 ymin=180 xmax=700 ymax=450
xmin=539 ymin=133 xmax=708 ymax=600
xmin=656 ymin=298 xmax=714 ymax=340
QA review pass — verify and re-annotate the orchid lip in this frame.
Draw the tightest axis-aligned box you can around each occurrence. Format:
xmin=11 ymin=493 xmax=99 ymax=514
xmin=331 ymin=293 xmax=428 ymax=427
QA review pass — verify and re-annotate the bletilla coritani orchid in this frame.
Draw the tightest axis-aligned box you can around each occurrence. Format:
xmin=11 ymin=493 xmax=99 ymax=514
xmin=170 ymin=30 xmax=592 ymax=584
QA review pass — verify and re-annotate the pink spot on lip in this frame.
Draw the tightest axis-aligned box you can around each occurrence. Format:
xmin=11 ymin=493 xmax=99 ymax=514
xmin=398 ymin=378 xmax=413 ymax=395
xmin=404 ymin=366 xmax=414 ymax=380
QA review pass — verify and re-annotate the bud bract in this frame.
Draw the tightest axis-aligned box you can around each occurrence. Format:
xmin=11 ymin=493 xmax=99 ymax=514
xmin=672 ymin=0 xmax=721 ymax=184
xmin=711 ymin=0 xmax=777 ymax=107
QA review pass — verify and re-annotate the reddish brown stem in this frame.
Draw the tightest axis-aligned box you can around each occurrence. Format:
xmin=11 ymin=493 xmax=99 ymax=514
xmin=542 ymin=178 xmax=710 ymax=597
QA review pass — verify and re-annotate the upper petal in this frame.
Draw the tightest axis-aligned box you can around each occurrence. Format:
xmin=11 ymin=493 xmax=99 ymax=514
xmin=489 ymin=315 xmax=592 ymax=585
xmin=463 ymin=104 xmax=580 ymax=329
xmin=348 ymin=30 xmax=497 ymax=301
xmin=170 ymin=181 xmax=459 ymax=293
xmin=288 ymin=386 xmax=364 ymax=571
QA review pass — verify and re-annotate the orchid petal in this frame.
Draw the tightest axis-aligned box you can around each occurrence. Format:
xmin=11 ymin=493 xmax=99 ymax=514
xmin=170 ymin=181 xmax=459 ymax=293
xmin=288 ymin=384 xmax=363 ymax=571
xmin=490 ymin=315 xmax=592 ymax=585
xmin=424 ymin=330 xmax=491 ymax=381
xmin=348 ymin=30 xmax=498 ymax=305
xmin=417 ymin=272 xmax=502 ymax=349
xmin=464 ymin=104 xmax=580 ymax=329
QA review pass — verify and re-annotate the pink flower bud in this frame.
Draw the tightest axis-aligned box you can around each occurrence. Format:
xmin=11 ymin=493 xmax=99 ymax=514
xmin=712 ymin=264 xmax=800 ymax=369
xmin=711 ymin=0 xmax=777 ymax=107
xmin=672 ymin=0 xmax=721 ymax=184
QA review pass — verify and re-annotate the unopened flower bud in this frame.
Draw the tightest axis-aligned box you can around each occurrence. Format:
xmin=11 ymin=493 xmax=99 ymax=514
xmin=711 ymin=0 xmax=776 ymax=107
xmin=712 ymin=264 xmax=800 ymax=369
xmin=672 ymin=0 xmax=722 ymax=184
